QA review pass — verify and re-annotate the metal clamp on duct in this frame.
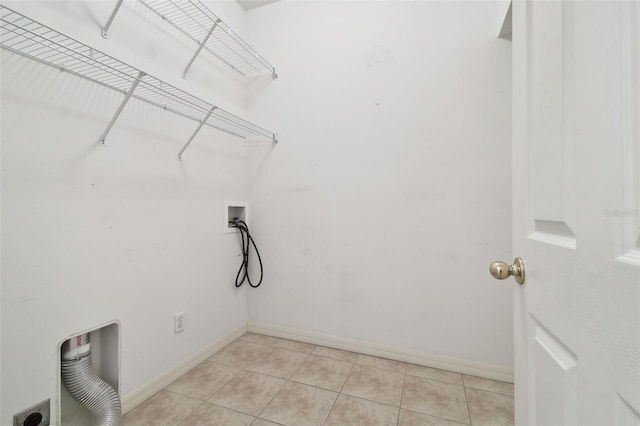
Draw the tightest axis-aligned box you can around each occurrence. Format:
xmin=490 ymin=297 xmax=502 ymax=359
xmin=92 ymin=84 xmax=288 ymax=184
xmin=61 ymin=334 xmax=122 ymax=426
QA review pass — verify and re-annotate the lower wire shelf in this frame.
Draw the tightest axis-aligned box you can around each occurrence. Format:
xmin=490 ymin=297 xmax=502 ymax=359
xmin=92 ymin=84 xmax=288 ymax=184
xmin=0 ymin=5 xmax=277 ymax=159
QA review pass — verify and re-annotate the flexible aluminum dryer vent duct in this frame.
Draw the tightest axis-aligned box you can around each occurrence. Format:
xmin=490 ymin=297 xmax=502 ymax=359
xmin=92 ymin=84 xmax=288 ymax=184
xmin=61 ymin=333 xmax=122 ymax=426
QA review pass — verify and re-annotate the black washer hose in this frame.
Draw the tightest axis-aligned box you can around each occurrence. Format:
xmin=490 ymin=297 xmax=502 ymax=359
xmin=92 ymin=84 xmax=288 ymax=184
xmin=229 ymin=219 xmax=264 ymax=288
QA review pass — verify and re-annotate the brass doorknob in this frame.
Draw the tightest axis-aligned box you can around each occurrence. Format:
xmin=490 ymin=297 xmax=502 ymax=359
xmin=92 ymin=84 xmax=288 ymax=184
xmin=489 ymin=257 xmax=525 ymax=284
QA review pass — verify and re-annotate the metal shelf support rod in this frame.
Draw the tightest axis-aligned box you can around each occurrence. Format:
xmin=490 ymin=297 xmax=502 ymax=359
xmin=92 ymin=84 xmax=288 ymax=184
xmin=183 ymin=20 xmax=220 ymax=79
xmin=99 ymin=71 xmax=145 ymax=145
xmin=178 ymin=107 xmax=215 ymax=159
xmin=102 ymin=0 xmax=124 ymax=38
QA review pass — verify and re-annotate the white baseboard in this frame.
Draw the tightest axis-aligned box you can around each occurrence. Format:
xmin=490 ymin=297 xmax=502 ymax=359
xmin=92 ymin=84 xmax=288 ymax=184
xmin=248 ymin=322 xmax=513 ymax=383
xmin=121 ymin=323 xmax=247 ymax=414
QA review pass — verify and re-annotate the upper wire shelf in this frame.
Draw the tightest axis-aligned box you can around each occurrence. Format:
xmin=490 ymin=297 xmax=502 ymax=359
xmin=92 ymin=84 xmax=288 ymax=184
xmin=103 ymin=0 xmax=277 ymax=79
xmin=0 ymin=5 xmax=276 ymax=159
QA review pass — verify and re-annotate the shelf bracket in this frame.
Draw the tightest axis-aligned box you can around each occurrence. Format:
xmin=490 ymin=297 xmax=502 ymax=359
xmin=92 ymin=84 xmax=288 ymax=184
xmin=183 ymin=20 xmax=220 ymax=79
xmin=178 ymin=108 xmax=216 ymax=159
xmin=99 ymin=71 xmax=145 ymax=145
xmin=102 ymin=0 xmax=124 ymax=39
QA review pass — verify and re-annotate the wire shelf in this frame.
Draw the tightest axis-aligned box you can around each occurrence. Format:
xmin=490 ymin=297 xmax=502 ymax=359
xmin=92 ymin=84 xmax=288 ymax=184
xmin=104 ymin=0 xmax=277 ymax=79
xmin=0 ymin=5 xmax=276 ymax=158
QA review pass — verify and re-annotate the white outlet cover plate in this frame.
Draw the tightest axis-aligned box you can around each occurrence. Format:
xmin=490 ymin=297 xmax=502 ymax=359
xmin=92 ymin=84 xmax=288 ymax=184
xmin=14 ymin=399 xmax=50 ymax=426
xmin=175 ymin=312 xmax=184 ymax=333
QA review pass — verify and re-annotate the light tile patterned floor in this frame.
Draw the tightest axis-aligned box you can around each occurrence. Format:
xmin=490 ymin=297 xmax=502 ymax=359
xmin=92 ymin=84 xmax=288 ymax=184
xmin=123 ymin=333 xmax=514 ymax=426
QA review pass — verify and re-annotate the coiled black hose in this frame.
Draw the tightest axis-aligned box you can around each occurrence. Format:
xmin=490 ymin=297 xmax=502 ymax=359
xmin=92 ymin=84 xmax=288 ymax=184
xmin=229 ymin=219 xmax=263 ymax=288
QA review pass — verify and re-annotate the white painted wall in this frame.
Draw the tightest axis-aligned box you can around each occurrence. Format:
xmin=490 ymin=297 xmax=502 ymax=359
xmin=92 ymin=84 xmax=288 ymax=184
xmin=245 ymin=1 xmax=513 ymax=368
xmin=0 ymin=1 xmax=254 ymax=424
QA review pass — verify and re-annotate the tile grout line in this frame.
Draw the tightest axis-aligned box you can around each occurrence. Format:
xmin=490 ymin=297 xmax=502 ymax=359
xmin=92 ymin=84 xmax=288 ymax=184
xmin=404 ymin=370 xmax=464 ymax=386
xmin=214 ymin=341 xmax=285 ymax=421
xmin=252 ymin=377 xmax=287 ymax=423
xmin=253 ymin=343 xmax=316 ymax=423
xmin=294 ymin=347 xmax=343 ymax=426
xmin=202 ymin=356 xmax=250 ymax=404
xmin=462 ymin=379 xmax=473 ymax=426
xmin=159 ymin=390 xmax=206 ymax=426
xmin=463 ymin=385 xmax=515 ymax=398
xmin=400 ymin=407 xmax=473 ymax=426
xmin=322 ymin=352 xmax=358 ymax=425
xmin=355 ymin=354 xmax=408 ymax=374
xmin=404 ymin=370 xmax=515 ymax=395
xmin=207 ymin=401 xmax=269 ymax=422
xmin=203 ymin=343 xmax=271 ymax=410
xmin=246 ymin=352 xmax=287 ymax=422
xmin=396 ymin=366 xmax=408 ymax=426
xmin=308 ymin=348 xmax=360 ymax=364
xmin=184 ymin=400 xmax=207 ymax=426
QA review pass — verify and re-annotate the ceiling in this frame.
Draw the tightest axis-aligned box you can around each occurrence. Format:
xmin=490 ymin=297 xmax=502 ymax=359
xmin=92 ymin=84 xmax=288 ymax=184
xmin=236 ymin=0 xmax=280 ymax=11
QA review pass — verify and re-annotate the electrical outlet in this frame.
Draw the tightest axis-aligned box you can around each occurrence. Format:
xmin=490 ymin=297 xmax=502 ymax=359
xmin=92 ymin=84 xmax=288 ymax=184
xmin=13 ymin=399 xmax=50 ymax=426
xmin=175 ymin=312 xmax=185 ymax=333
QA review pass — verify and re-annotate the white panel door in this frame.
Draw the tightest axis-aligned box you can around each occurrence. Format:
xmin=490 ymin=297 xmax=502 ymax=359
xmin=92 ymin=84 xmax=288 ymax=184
xmin=511 ymin=1 xmax=640 ymax=424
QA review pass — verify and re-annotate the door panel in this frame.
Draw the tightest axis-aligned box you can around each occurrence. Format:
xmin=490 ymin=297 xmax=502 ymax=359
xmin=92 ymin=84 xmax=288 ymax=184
xmin=531 ymin=319 xmax=577 ymax=426
xmin=513 ymin=1 xmax=640 ymax=425
xmin=617 ymin=0 xmax=640 ymax=264
xmin=616 ymin=396 xmax=640 ymax=425
xmin=528 ymin=0 xmax=576 ymax=239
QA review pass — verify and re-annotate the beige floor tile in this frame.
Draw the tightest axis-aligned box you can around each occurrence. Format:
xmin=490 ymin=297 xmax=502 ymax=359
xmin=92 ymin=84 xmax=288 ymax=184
xmin=406 ymin=364 xmax=462 ymax=385
xmin=272 ymin=338 xmax=316 ymax=354
xmin=342 ymin=364 xmax=405 ymax=406
xmin=398 ymin=409 xmax=468 ymax=426
xmin=166 ymin=361 xmax=240 ymax=400
xmin=462 ymin=375 xmax=514 ymax=396
xmin=208 ymin=371 xmax=286 ymax=416
xmin=356 ymin=354 xmax=407 ymax=374
xmin=209 ymin=340 xmax=270 ymax=369
xmin=260 ymin=381 xmax=338 ymax=426
xmin=290 ymin=354 xmax=353 ymax=392
xmin=465 ymin=387 xmax=514 ymax=426
xmin=246 ymin=347 xmax=308 ymax=379
xmin=178 ymin=402 xmax=255 ymax=426
xmin=311 ymin=346 xmax=359 ymax=363
xmin=251 ymin=419 xmax=280 ymax=426
xmin=238 ymin=332 xmax=279 ymax=346
xmin=401 ymin=376 xmax=469 ymax=424
xmin=147 ymin=335 xmax=517 ymax=426
xmin=122 ymin=390 xmax=202 ymax=426
xmin=325 ymin=394 xmax=399 ymax=426
xmin=252 ymin=419 xmax=283 ymax=426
